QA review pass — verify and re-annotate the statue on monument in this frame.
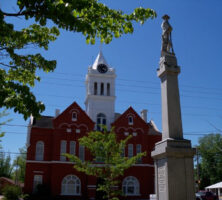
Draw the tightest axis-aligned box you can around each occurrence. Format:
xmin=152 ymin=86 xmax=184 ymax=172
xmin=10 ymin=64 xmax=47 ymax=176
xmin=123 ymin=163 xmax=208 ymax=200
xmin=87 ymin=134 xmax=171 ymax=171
xmin=161 ymin=15 xmax=174 ymax=56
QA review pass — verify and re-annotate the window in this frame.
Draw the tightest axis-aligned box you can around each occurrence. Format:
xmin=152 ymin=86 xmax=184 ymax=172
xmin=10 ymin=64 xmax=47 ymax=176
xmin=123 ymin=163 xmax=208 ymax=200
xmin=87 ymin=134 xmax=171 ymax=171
xmin=94 ymin=82 xmax=97 ymax=95
xmin=136 ymin=144 xmax=142 ymax=163
xmin=124 ymin=132 xmax=129 ymax=136
xmin=35 ymin=141 xmax=44 ymax=161
xmin=100 ymin=83 xmax=104 ymax=95
xmin=128 ymin=116 xmax=133 ymax=125
xmin=107 ymin=83 xmax=110 ymax=96
xmin=60 ymin=140 xmax=67 ymax=161
xmin=122 ymin=176 xmax=140 ymax=196
xmin=61 ymin=175 xmax=81 ymax=195
xmin=96 ymin=113 xmax=106 ymax=131
xmin=128 ymin=144 xmax=133 ymax=158
xmin=79 ymin=145 xmax=85 ymax=161
xmin=33 ymin=175 xmax=43 ymax=193
xmin=70 ymin=141 xmax=76 ymax=156
xmin=72 ymin=112 xmax=77 ymax=121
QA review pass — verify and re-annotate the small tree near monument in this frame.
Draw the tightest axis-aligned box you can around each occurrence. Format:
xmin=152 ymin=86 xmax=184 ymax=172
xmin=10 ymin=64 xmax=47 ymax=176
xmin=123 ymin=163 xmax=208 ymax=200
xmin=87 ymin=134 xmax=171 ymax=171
xmin=65 ymin=127 xmax=146 ymax=200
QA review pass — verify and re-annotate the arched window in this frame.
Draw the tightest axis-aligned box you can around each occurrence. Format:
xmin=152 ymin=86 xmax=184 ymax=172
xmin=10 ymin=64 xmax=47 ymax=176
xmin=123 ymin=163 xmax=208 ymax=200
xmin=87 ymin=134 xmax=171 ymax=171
xmin=94 ymin=82 xmax=97 ymax=95
xmin=35 ymin=141 xmax=44 ymax=161
xmin=122 ymin=176 xmax=140 ymax=196
xmin=61 ymin=175 xmax=81 ymax=195
xmin=96 ymin=113 xmax=106 ymax=131
xmin=100 ymin=83 xmax=104 ymax=95
xmin=107 ymin=83 xmax=110 ymax=96
xmin=72 ymin=112 xmax=77 ymax=121
xmin=128 ymin=116 xmax=133 ymax=125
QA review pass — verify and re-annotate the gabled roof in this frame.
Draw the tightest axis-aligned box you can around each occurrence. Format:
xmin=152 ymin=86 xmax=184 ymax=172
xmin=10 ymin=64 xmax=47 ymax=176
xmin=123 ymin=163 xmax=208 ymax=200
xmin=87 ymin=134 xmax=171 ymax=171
xmin=112 ymin=106 xmax=149 ymax=128
xmin=53 ymin=101 xmax=94 ymax=127
xmin=92 ymin=51 xmax=109 ymax=70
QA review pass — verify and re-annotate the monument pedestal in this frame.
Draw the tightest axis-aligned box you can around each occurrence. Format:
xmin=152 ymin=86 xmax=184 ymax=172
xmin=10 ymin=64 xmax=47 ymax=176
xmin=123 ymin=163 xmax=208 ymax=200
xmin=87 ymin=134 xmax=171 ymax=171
xmin=152 ymin=139 xmax=196 ymax=200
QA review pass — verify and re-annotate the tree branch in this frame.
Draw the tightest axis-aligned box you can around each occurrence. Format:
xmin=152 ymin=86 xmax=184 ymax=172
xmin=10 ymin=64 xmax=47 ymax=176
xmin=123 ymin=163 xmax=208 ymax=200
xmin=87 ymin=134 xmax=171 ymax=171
xmin=0 ymin=62 xmax=17 ymax=69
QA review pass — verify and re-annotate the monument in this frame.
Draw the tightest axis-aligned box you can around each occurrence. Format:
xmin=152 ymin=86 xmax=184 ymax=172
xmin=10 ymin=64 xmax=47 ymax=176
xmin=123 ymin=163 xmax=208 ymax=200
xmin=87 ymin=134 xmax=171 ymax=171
xmin=151 ymin=15 xmax=196 ymax=200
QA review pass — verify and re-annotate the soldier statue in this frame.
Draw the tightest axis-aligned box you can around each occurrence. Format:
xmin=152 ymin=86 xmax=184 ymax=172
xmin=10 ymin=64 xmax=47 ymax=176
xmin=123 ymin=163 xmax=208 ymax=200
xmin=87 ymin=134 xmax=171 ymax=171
xmin=161 ymin=15 xmax=174 ymax=56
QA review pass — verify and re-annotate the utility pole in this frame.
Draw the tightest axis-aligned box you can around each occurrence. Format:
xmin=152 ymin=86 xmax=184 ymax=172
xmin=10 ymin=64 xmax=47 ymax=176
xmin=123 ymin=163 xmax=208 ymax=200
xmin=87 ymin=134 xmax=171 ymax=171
xmin=196 ymin=148 xmax=200 ymax=191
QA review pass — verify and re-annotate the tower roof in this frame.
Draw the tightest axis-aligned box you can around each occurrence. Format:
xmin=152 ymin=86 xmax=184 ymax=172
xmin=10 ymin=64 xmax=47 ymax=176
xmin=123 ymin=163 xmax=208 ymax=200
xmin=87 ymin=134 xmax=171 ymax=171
xmin=92 ymin=51 xmax=109 ymax=69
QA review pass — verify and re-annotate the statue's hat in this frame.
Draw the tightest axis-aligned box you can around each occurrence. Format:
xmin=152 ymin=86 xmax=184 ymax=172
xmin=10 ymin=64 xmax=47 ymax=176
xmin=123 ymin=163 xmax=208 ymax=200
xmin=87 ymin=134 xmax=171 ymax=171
xmin=162 ymin=14 xmax=170 ymax=20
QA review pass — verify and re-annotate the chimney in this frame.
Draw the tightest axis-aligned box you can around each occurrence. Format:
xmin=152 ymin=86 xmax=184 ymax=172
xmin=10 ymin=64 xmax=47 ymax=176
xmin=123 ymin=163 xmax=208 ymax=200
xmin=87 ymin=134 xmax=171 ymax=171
xmin=141 ymin=109 xmax=148 ymax=122
xmin=55 ymin=109 xmax=60 ymax=117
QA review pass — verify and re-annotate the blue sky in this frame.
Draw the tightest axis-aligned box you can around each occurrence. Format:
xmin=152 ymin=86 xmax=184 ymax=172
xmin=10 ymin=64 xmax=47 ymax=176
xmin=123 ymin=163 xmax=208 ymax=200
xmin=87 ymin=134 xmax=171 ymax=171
xmin=1 ymin=0 xmax=222 ymax=157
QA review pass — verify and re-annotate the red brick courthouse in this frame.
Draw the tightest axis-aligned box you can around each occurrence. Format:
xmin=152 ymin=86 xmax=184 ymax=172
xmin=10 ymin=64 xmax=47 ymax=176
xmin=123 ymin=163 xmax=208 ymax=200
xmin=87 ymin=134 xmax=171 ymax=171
xmin=24 ymin=52 xmax=161 ymax=199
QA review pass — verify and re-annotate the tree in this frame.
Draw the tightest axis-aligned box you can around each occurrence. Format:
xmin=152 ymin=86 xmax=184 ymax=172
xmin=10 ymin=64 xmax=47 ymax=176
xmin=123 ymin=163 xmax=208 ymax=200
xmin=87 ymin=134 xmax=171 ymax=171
xmin=66 ymin=127 xmax=146 ymax=200
xmin=0 ymin=152 xmax=13 ymax=178
xmin=13 ymin=147 xmax=26 ymax=183
xmin=1 ymin=1 xmax=156 ymax=119
xmin=0 ymin=109 xmax=11 ymax=145
xmin=197 ymin=133 xmax=222 ymax=189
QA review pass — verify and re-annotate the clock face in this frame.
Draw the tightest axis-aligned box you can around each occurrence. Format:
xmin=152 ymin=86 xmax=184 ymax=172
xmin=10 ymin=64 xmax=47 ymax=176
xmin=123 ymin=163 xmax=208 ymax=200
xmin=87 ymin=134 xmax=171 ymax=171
xmin=97 ymin=64 xmax=108 ymax=73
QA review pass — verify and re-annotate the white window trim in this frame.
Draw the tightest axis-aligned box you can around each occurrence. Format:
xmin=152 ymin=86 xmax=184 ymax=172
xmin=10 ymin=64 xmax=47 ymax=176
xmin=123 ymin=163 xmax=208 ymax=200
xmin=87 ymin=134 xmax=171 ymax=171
xmin=122 ymin=176 xmax=140 ymax=196
xmin=128 ymin=116 xmax=134 ymax=125
xmin=96 ymin=113 xmax=106 ymax=131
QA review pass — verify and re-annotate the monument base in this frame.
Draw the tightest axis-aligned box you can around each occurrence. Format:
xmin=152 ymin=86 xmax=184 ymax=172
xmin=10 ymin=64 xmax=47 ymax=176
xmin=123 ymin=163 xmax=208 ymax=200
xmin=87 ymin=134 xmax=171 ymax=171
xmin=151 ymin=139 xmax=196 ymax=200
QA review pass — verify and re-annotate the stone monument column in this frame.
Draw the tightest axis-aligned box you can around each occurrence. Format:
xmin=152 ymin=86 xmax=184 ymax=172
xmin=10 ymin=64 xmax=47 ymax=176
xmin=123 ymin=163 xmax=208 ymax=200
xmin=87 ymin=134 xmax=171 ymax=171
xmin=151 ymin=15 xmax=195 ymax=200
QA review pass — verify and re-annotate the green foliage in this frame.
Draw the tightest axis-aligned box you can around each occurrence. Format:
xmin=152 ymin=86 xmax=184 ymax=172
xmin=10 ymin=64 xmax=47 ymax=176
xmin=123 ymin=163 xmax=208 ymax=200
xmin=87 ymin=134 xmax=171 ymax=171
xmin=0 ymin=1 xmax=156 ymax=119
xmin=66 ymin=127 xmax=146 ymax=200
xmin=13 ymin=0 xmax=156 ymax=44
xmin=0 ymin=13 xmax=59 ymax=119
xmin=0 ymin=109 xmax=12 ymax=144
xmin=13 ymin=147 xmax=26 ymax=182
xmin=0 ymin=152 xmax=13 ymax=178
xmin=197 ymin=133 xmax=222 ymax=189
xmin=2 ymin=185 xmax=22 ymax=200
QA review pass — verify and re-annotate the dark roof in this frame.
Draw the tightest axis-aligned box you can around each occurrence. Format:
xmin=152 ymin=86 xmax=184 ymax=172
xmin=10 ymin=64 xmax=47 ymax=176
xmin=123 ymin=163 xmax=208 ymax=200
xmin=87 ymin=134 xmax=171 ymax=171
xmin=32 ymin=116 xmax=54 ymax=128
xmin=0 ymin=177 xmax=24 ymax=187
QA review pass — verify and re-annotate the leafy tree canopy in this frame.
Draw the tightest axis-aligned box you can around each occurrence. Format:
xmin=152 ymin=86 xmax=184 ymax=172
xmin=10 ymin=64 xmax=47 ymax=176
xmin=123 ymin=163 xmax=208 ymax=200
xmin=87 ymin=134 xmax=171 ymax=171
xmin=0 ymin=152 xmax=13 ymax=178
xmin=66 ymin=127 xmax=146 ymax=200
xmin=0 ymin=0 xmax=156 ymax=119
xmin=197 ymin=133 xmax=222 ymax=189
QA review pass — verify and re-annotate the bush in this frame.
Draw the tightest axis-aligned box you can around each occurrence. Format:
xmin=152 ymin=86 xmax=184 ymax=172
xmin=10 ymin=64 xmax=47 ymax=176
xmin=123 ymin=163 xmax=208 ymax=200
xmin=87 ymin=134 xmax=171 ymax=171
xmin=2 ymin=185 xmax=22 ymax=200
xmin=36 ymin=184 xmax=50 ymax=196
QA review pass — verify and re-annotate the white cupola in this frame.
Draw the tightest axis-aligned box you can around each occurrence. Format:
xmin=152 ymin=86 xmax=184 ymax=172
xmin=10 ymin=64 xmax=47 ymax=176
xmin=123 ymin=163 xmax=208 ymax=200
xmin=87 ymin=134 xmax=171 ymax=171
xmin=85 ymin=51 xmax=116 ymax=130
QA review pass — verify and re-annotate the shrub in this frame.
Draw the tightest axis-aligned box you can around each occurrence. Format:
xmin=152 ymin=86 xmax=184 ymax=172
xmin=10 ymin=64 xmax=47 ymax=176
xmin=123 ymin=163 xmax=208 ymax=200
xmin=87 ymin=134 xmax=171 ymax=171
xmin=2 ymin=185 xmax=22 ymax=200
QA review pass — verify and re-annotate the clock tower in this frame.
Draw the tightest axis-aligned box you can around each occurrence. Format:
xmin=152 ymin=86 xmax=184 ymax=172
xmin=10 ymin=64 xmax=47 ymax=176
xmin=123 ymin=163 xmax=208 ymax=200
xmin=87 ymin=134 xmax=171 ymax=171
xmin=85 ymin=51 xmax=116 ymax=130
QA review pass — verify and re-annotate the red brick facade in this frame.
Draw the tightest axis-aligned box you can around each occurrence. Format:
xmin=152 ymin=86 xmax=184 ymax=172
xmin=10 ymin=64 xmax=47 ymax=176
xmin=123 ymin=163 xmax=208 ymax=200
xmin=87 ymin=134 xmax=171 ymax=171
xmin=24 ymin=102 xmax=161 ymax=199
